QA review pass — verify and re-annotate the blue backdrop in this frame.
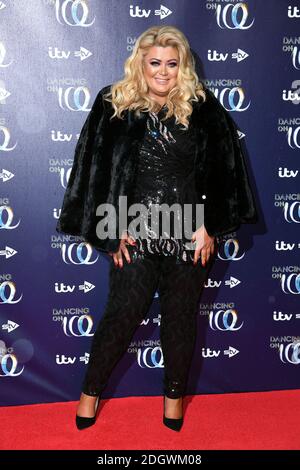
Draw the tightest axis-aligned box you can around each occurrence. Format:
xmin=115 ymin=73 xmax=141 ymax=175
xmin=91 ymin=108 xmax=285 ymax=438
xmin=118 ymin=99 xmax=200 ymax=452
xmin=1 ymin=0 xmax=299 ymax=406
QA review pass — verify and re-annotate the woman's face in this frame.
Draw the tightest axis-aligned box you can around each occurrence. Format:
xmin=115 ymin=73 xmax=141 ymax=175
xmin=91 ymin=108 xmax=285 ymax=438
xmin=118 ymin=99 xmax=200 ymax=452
xmin=142 ymin=46 xmax=179 ymax=104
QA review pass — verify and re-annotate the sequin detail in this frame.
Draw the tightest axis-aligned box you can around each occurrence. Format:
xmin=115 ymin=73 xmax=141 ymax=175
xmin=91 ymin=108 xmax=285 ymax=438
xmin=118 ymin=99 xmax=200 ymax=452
xmin=128 ymin=106 xmax=199 ymax=264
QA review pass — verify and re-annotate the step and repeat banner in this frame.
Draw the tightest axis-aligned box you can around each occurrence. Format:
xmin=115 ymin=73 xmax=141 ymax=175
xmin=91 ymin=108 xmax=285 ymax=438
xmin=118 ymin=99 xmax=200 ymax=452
xmin=1 ymin=1 xmax=299 ymax=406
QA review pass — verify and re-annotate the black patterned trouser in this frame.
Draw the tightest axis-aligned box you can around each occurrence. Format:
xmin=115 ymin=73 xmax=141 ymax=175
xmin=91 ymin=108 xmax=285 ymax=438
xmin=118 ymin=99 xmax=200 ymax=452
xmin=81 ymin=249 xmax=214 ymax=399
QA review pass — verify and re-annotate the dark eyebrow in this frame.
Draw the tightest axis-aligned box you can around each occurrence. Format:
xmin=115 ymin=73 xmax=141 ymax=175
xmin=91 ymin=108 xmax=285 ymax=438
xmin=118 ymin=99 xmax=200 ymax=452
xmin=149 ymin=58 xmax=178 ymax=62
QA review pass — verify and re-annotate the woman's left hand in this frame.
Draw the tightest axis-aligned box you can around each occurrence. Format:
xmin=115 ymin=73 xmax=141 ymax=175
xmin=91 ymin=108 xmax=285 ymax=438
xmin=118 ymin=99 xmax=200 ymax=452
xmin=191 ymin=224 xmax=215 ymax=266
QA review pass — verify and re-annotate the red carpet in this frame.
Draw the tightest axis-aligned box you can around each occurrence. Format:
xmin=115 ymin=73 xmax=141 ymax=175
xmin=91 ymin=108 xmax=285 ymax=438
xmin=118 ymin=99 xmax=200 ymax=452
xmin=0 ymin=390 xmax=299 ymax=450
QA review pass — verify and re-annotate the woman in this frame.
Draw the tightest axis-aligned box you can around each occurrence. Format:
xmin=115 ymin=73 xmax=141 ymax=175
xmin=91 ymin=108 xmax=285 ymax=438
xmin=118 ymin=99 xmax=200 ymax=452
xmin=56 ymin=26 xmax=258 ymax=432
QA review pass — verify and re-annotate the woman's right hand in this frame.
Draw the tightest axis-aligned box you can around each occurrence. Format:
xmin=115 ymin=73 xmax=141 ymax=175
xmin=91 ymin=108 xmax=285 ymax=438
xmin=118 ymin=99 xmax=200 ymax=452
xmin=108 ymin=230 xmax=137 ymax=268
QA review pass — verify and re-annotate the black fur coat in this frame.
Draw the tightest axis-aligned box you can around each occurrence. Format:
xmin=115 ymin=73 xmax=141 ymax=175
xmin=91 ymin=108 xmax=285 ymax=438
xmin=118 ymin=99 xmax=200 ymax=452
xmin=56 ymin=84 xmax=258 ymax=253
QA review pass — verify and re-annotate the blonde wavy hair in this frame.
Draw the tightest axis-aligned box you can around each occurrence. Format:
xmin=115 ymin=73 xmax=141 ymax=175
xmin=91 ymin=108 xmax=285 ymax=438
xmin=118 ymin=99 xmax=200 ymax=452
xmin=103 ymin=25 xmax=206 ymax=129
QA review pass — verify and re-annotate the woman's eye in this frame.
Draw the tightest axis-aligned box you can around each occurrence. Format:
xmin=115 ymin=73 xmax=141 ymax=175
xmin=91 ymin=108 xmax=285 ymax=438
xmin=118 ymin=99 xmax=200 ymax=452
xmin=150 ymin=62 xmax=178 ymax=67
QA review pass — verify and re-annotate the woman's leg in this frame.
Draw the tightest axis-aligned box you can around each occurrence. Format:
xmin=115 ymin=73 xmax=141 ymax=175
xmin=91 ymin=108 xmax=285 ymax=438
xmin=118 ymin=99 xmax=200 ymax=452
xmin=158 ymin=256 xmax=213 ymax=400
xmin=81 ymin=254 xmax=161 ymax=397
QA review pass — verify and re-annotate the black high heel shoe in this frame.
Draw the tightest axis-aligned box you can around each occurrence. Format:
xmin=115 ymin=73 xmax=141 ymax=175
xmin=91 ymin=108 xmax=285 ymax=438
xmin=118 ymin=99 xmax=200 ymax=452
xmin=163 ymin=395 xmax=183 ymax=432
xmin=76 ymin=396 xmax=100 ymax=430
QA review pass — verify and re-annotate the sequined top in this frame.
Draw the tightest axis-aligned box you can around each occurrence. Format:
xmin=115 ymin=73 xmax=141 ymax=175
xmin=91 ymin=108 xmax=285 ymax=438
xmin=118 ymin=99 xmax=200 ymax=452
xmin=127 ymin=105 xmax=200 ymax=264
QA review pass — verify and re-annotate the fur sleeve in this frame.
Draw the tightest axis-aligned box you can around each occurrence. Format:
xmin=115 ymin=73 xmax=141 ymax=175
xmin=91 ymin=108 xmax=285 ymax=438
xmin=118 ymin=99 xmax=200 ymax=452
xmin=201 ymin=88 xmax=258 ymax=238
xmin=56 ymin=86 xmax=107 ymax=237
